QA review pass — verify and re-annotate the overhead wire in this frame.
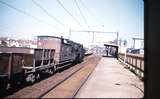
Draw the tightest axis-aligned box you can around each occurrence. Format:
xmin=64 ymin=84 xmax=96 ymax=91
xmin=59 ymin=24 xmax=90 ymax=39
xmin=79 ymin=0 xmax=104 ymax=27
xmin=0 ymin=0 xmax=60 ymax=30
xmin=56 ymin=0 xmax=84 ymax=28
xmin=32 ymin=0 xmax=66 ymax=27
xmin=74 ymin=0 xmax=89 ymax=28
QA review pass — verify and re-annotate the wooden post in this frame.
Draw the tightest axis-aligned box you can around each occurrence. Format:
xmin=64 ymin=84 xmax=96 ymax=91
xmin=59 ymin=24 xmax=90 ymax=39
xmin=8 ymin=53 xmax=13 ymax=79
xmin=140 ymin=59 xmax=142 ymax=78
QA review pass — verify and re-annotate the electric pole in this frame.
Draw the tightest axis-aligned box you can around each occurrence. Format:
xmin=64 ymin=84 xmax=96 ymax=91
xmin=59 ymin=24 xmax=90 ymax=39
xmin=92 ymin=32 xmax=94 ymax=43
xmin=68 ymin=28 xmax=71 ymax=39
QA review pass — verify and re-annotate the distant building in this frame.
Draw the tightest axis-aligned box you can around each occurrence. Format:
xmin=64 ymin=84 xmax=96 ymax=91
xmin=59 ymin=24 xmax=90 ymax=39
xmin=127 ymin=48 xmax=144 ymax=55
xmin=0 ymin=37 xmax=37 ymax=48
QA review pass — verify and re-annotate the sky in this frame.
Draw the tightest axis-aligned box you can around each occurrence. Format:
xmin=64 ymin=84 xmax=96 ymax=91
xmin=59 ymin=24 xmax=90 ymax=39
xmin=0 ymin=0 xmax=144 ymax=48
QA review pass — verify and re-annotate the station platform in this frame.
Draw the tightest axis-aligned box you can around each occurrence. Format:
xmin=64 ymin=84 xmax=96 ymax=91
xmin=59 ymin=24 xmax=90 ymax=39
xmin=75 ymin=57 xmax=144 ymax=98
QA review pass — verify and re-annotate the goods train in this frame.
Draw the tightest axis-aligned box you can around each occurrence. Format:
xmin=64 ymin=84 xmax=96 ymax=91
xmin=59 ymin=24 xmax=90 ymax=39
xmin=0 ymin=36 xmax=85 ymax=91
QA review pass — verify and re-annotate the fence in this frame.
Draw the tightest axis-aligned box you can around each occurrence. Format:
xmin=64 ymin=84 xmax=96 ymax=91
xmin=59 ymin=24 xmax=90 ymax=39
xmin=118 ymin=53 xmax=144 ymax=80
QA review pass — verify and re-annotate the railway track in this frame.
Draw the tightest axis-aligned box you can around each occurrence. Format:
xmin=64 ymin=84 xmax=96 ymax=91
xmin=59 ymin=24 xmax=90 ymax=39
xmin=5 ymin=55 xmax=101 ymax=98
xmin=38 ymin=62 xmax=85 ymax=98
xmin=42 ymin=55 xmax=101 ymax=98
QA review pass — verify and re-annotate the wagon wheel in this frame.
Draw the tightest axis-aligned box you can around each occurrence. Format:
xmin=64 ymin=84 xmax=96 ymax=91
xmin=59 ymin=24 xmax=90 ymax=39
xmin=36 ymin=73 xmax=40 ymax=80
xmin=30 ymin=74 xmax=35 ymax=83
xmin=26 ymin=73 xmax=36 ymax=84
xmin=50 ymin=69 xmax=54 ymax=75
xmin=49 ymin=68 xmax=54 ymax=75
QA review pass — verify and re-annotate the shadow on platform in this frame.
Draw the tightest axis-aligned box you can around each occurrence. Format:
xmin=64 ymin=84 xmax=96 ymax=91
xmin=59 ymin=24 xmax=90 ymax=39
xmin=102 ymin=55 xmax=117 ymax=59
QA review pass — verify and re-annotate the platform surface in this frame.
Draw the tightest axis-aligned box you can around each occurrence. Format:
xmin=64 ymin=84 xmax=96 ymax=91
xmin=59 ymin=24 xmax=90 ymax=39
xmin=75 ymin=57 xmax=144 ymax=98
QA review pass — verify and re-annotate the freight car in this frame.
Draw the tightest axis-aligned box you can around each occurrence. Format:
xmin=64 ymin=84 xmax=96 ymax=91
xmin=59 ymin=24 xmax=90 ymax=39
xmin=0 ymin=35 xmax=85 ymax=91
xmin=0 ymin=47 xmax=55 ymax=91
xmin=37 ymin=36 xmax=85 ymax=69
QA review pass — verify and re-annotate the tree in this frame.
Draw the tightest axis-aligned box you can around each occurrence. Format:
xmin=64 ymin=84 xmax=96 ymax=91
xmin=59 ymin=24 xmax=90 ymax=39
xmin=1 ymin=40 xmax=7 ymax=46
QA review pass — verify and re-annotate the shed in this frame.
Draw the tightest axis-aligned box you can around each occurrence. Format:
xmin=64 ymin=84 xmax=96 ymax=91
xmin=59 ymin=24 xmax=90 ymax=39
xmin=104 ymin=43 xmax=119 ymax=59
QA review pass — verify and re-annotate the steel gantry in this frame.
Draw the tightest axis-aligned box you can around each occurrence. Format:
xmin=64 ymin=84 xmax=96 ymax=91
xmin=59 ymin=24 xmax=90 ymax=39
xmin=69 ymin=30 xmax=119 ymax=44
xmin=132 ymin=37 xmax=144 ymax=48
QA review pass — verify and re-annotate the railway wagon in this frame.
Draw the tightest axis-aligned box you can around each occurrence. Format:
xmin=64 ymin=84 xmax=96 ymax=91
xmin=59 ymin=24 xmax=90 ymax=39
xmin=0 ymin=47 xmax=55 ymax=91
xmin=37 ymin=36 xmax=85 ymax=69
